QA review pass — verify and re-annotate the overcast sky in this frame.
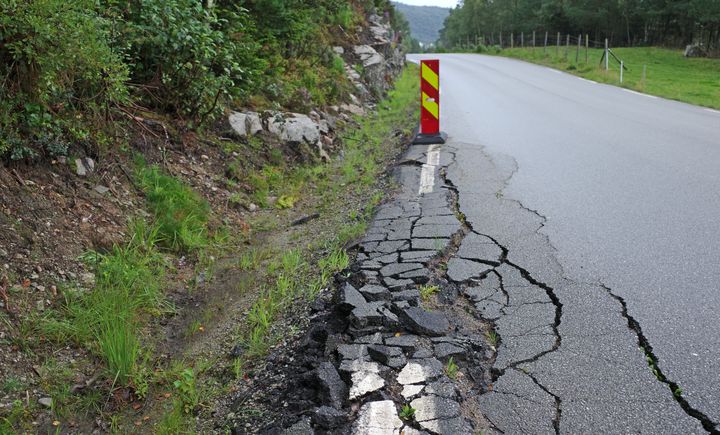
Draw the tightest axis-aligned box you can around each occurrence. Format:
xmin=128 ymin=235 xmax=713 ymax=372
xmin=395 ymin=0 xmax=459 ymax=8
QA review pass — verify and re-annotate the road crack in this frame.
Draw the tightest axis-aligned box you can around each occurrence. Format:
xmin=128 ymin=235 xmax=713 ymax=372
xmin=602 ymin=283 xmax=719 ymax=433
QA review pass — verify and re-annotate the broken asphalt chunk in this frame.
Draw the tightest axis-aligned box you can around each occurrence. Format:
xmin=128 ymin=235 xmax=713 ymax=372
xmin=398 ymin=307 xmax=450 ymax=336
xmin=312 ymin=406 xmax=347 ymax=429
xmin=312 ymin=362 xmax=347 ymax=409
xmin=359 ymin=284 xmax=391 ymax=301
xmin=352 ymin=400 xmax=403 ymax=434
xmin=337 ymin=283 xmax=366 ymax=312
xmin=379 ymin=262 xmax=423 ymax=277
xmin=446 ymin=258 xmax=493 ymax=282
xmin=397 ymin=358 xmax=444 ymax=385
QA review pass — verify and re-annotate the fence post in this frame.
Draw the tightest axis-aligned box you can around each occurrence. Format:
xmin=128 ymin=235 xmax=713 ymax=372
xmin=576 ymin=34 xmax=581 ymax=63
xmin=642 ymin=64 xmax=647 ymax=84
xmin=620 ymin=60 xmax=624 ymax=83
xmin=544 ymin=31 xmax=548 ymax=54
xmin=511 ymin=33 xmax=514 ymax=48
xmin=565 ymin=34 xmax=570 ymax=59
xmin=605 ymin=38 xmax=609 ymax=70
xmin=500 ymin=32 xmax=503 ymax=48
xmin=556 ymin=32 xmax=560 ymax=56
xmin=533 ymin=31 xmax=536 ymax=49
xmin=585 ymin=34 xmax=589 ymax=63
xmin=521 ymin=32 xmax=524 ymax=48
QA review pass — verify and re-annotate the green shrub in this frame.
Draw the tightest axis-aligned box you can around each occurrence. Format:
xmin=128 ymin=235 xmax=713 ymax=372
xmin=107 ymin=0 xmax=264 ymax=123
xmin=0 ymin=0 xmax=128 ymax=158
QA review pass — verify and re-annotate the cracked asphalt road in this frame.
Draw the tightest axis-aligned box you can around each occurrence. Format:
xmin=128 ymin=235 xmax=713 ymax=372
xmin=408 ymin=53 xmax=720 ymax=433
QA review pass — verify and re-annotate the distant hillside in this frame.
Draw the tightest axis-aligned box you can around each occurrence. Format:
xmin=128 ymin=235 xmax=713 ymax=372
xmin=392 ymin=2 xmax=450 ymax=45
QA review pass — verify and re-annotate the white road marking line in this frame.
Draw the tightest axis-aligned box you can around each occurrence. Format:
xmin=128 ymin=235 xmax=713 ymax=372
xmin=419 ymin=145 xmax=441 ymax=195
xmin=623 ymin=89 xmax=658 ymax=99
xmin=704 ymin=108 xmax=720 ymax=115
xmin=577 ymin=77 xmax=597 ymax=84
xmin=547 ymin=68 xmax=563 ymax=74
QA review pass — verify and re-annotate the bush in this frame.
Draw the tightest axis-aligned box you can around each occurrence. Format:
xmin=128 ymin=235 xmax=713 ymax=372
xmin=107 ymin=0 xmax=264 ymax=123
xmin=0 ymin=0 xmax=128 ymax=158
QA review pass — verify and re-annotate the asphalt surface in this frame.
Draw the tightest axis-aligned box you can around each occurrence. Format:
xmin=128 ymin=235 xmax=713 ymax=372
xmin=408 ymin=53 xmax=720 ymax=432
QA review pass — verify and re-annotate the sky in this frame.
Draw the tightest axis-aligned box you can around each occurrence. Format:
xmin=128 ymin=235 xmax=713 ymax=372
xmin=395 ymin=0 xmax=459 ymax=7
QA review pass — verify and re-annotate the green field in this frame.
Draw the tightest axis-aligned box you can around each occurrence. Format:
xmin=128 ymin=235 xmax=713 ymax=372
xmin=498 ymin=47 xmax=720 ymax=110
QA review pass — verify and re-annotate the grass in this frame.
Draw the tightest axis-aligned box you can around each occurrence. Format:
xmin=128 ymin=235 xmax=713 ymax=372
xmin=496 ymin=46 xmax=720 ymax=109
xmin=399 ymin=404 xmax=416 ymax=420
xmin=33 ymin=163 xmax=215 ymax=410
xmin=38 ymin=220 xmax=168 ymax=386
xmin=239 ymin=245 xmax=351 ymax=358
xmin=445 ymin=356 xmax=459 ymax=379
xmin=485 ymin=330 xmax=499 ymax=348
xmin=339 ymin=63 xmax=420 ymax=187
xmin=137 ymin=163 xmax=211 ymax=252
xmin=419 ymin=284 xmax=440 ymax=302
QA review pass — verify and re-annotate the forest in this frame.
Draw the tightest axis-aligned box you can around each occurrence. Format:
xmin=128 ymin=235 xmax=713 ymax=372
xmin=439 ymin=0 xmax=720 ymax=51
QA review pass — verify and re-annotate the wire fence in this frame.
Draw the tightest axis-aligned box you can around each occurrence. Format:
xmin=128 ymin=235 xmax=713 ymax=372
xmin=455 ymin=31 xmax=638 ymax=83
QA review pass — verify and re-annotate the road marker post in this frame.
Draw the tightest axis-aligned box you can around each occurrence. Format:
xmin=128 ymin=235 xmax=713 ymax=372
xmin=413 ymin=59 xmax=447 ymax=145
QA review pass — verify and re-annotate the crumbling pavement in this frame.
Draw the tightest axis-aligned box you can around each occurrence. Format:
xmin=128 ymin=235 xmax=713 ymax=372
xmin=248 ymin=141 xmax=716 ymax=434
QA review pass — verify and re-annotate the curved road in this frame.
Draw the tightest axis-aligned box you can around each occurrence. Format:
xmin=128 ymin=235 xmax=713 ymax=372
xmin=409 ymin=53 xmax=720 ymax=432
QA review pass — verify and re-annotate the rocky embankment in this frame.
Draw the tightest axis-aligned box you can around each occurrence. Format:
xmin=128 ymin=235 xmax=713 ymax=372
xmin=227 ymin=13 xmax=404 ymax=162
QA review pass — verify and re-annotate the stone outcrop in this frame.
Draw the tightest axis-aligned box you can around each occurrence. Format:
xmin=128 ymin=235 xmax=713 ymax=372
xmin=341 ymin=13 xmax=405 ymax=100
xmin=228 ymin=110 xmax=334 ymax=161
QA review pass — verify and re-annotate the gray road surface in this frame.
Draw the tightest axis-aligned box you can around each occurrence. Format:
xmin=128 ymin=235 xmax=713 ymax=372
xmin=408 ymin=53 xmax=720 ymax=433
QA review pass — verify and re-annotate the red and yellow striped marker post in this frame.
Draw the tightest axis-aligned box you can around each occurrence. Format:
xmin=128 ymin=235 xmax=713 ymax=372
xmin=413 ymin=59 xmax=447 ymax=145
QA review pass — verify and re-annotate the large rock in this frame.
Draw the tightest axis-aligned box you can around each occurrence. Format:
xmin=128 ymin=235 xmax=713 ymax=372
xmin=267 ymin=113 xmax=322 ymax=145
xmin=282 ymin=417 xmax=314 ymax=435
xmin=354 ymin=45 xmax=384 ymax=68
xmin=229 ymin=111 xmax=262 ymax=137
xmin=349 ymin=369 xmax=385 ymax=399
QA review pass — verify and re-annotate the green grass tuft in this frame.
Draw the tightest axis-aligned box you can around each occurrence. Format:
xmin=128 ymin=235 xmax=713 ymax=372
xmin=420 ymin=284 xmax=440 ymax=302
xmin=137 ymin=164 xmax=210 ymax=252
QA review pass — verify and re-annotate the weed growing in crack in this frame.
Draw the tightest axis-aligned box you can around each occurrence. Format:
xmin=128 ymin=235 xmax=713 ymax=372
xmin=445 ymin=357 xmax=460 ymax=379
xmin=485 ymin=330 xmax=499 ymax=349
xmin=419 ymin=284 xmax=440 ymax=302
xmin=399 ymin=404 xmax=416 ymax=420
